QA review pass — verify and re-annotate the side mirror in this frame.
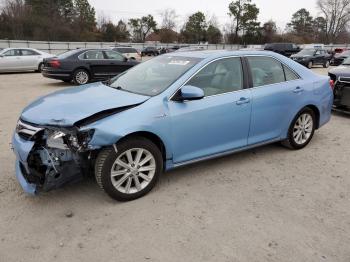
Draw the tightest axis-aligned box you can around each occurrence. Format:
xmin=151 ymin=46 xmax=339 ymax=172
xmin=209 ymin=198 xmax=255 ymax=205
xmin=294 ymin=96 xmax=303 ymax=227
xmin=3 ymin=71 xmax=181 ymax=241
xmin=176 ymin=85 xmax=204 ymax=101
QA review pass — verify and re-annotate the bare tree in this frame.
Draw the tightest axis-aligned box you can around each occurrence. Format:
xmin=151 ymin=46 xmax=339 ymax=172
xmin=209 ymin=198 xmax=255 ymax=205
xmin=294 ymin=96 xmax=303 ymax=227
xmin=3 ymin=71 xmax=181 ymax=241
xmin=317 ymin=0 xmax=350 ymax=43
xmin=159 ymin=8 xmax=177 ymax=30
xmin=1 ymin=0 xmax=29 ymax=39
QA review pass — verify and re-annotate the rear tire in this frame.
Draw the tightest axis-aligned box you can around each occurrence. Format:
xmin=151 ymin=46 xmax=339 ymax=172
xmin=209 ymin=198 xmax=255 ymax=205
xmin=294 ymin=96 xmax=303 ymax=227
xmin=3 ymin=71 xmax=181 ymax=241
xmin=95 ymin=137 xmax=163 ymax=201
xmin=282 ymin=108 xmax=316 ymax=150
xmin=73 ymin=69 xmax=90 ymax=85
xmin=37 ymin=63 xmax=44 ymax=73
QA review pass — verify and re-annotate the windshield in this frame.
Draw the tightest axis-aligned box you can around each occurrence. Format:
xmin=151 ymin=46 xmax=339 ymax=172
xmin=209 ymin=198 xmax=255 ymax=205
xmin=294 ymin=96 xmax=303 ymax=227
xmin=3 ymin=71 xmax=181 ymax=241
xmin=108 ymin=55 xmax=202 ymax=96
xmin=297 ymin=49 xmax=315 ymax=56
xmin=342 ymin=57 xmax=350 ymax=65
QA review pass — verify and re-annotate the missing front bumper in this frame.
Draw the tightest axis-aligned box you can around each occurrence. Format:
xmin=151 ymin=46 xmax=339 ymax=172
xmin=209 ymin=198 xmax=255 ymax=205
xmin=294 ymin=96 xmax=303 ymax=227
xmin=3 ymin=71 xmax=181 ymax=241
xmin=12 ymin=130 xmax=87 ymax=195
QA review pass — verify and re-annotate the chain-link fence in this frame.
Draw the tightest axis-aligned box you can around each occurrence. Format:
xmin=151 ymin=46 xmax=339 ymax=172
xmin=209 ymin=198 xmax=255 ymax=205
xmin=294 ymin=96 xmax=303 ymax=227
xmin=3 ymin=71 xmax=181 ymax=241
xmin=0 ymin=39 xmax=349 ymax=55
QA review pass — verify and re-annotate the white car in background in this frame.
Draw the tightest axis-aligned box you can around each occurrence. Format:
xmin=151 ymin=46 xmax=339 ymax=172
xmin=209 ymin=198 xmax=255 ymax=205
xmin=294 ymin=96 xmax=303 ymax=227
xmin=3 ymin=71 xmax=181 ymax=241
xmin=0 ymin=48 xmax=54 ymax=73
xmin=111 ymin=47 xmax=142 ymax=62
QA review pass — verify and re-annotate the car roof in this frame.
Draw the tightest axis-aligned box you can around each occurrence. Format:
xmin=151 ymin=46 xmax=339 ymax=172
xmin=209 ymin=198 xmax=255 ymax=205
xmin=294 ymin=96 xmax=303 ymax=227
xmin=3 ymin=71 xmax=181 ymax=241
xmin=166 ymin=50 xmax=278 ymax=59
xmin=164 ymin=50 xmax=322 ymax=81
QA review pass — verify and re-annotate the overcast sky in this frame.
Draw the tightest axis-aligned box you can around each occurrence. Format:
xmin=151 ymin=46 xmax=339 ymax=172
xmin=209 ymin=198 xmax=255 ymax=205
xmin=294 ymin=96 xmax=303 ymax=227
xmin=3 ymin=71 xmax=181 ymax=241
xmin=89 ymin=0 xmax=319 ymax=31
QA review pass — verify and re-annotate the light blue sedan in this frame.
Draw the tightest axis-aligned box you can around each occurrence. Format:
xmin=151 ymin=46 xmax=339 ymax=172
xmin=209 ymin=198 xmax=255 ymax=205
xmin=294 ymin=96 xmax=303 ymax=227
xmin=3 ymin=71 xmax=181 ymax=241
xmin=12 ymin=50 xmax=333 ymax=201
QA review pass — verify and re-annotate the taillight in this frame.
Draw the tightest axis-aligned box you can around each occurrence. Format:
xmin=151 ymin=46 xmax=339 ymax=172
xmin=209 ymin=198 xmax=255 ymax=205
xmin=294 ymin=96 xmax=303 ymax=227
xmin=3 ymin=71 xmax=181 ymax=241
xmin=329 ymin=79 xmax=335 ymax=90
xmin=49 ymin=60 xmax=61 ymax=68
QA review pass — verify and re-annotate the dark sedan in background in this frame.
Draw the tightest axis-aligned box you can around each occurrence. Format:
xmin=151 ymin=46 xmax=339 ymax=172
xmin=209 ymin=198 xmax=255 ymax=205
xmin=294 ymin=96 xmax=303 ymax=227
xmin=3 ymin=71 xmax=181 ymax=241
xmin=330 ymin=50 xmax=350 ymax=66
xmin=291 ymin=48 xmax=331 ymax=69
xmin=141 ymin=46 xmax=159 ymax=56
xmin=329 ymin=57 xmax=350 ymax=113
xmin=42 ymin=49 xmax=138 ymax=85
xmin=264 ymin=43 xmax=300 ymax=57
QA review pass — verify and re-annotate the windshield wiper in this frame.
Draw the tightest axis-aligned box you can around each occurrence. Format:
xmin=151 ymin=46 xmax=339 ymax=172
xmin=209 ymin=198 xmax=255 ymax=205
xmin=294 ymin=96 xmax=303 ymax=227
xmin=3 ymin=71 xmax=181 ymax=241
xmin=102 ymin=79 xmax=112 ymax=86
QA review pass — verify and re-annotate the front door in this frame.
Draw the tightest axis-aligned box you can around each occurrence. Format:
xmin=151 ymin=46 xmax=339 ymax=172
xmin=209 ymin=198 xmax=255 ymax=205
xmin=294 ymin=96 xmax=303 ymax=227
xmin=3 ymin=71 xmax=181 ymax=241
xmin=168 ymin=57 xmax=252 ymax=164
xmin=81 ymin=50 xmax=108 ymax=79
xmin=0 ymin=49 xmax=23 ymax=71
xmin=103 ymin=50 xmax=133 ymax=77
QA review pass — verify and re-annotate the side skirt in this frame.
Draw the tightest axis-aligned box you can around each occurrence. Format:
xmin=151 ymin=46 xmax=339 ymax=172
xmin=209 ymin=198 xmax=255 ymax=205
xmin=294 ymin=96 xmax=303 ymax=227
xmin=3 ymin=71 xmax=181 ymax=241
xmin=166 ymin=138 xmax=282 ymax=171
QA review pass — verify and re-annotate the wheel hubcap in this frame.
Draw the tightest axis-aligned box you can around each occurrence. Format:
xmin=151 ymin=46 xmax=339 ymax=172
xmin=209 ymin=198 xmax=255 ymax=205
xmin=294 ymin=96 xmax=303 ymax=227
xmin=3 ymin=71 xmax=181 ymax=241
xmin=110 ymin=148 xmax=156 ymax=194
xmin=293 ymin=113 xmax=313 ymax=145
xmin=76 ymin=71 xmax=88 ymax=84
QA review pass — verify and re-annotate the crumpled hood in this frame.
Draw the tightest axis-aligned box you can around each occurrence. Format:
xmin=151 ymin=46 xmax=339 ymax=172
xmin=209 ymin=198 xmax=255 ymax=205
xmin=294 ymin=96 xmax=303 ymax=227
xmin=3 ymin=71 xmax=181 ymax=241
xmin=329 ymin=65 xmax=350 ymax=78
xmin=21 ymin=82 xmax=149 ymax=126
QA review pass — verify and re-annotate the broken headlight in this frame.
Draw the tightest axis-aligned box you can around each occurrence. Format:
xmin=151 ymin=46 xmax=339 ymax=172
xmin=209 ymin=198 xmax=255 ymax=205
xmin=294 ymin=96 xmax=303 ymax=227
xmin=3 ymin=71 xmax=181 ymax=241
xmin=68 ymin=129 xmax=95 ymax=150
xmin=47 ymin=129 xmax=95 ymax=151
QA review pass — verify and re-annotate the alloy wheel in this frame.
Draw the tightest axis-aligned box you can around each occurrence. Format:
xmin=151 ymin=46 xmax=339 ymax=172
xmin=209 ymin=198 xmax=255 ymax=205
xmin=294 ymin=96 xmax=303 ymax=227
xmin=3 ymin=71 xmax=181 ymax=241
xmin=75 ymin=71 xmax=89 ymax=84
xmin=110 ymin=148 xmax=156 ymax=194
xmin=292 ymin=113 xmax=314 ymax=145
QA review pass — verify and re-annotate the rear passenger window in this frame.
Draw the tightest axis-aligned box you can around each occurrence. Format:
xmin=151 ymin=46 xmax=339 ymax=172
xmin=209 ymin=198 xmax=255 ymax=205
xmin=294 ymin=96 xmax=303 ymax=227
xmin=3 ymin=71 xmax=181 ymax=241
xmin=247 ymin=56 xmax=285 ymax=87
xmin=283 ymin=65 xmax=300 ymax=81
xmin=187 ymin=57 xmax=243 ymax=97
xmin=81 ymin=50 xmax=104 ymax=60
xmin=21 ymin=49 xmax=39 ymax=56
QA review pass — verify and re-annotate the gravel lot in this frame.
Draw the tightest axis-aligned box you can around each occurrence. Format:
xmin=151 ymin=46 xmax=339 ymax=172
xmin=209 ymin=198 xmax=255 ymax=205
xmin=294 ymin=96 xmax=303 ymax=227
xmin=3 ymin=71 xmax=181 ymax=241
xmin=0 ymin=67 xmax=350 ymax=262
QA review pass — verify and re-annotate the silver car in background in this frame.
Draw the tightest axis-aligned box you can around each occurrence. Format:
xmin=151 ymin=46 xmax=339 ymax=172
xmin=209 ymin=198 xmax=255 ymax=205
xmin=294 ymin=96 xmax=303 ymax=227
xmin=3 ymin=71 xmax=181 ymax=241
xmin=0 ymin=48 xmax=54 ymax=73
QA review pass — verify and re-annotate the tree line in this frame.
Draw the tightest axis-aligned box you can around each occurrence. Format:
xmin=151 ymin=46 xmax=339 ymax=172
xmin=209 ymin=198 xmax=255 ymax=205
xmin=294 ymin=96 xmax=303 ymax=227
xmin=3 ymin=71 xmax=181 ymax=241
xmin=0 ymin=0 xmax=349 ymax=44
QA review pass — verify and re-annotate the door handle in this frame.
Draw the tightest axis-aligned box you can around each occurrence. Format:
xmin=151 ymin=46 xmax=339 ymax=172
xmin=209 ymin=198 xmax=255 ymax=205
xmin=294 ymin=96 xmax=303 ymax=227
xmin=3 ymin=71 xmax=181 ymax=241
xmin=293 ymin=87 xmax=304 ymax=94
xmin=236 ymin=97 xmax=250 ymax=105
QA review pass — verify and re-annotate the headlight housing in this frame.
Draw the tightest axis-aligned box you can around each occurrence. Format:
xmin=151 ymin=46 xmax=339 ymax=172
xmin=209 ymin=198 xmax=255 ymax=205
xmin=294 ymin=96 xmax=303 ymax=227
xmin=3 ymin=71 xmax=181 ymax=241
xmin=46 ymin=129 xmax=95 ymax=151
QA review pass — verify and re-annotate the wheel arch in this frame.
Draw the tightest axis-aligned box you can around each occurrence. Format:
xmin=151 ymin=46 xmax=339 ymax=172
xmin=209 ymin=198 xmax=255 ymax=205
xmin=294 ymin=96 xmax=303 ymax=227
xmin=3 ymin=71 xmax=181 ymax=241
xmin=73 ymin=66 xmax=91 ymax=77
xmin=304 ymin=104 xmax=320 ymax=129
xmin=116 ymin=131 xmax=167 ymax=163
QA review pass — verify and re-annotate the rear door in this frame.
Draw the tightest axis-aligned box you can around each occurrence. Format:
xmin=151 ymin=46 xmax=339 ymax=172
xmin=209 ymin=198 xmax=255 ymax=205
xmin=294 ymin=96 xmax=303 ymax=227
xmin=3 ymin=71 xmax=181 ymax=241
xmin=20 ymin=49 xmax=41 ymax=69
xmin=245 ymin=56 xmax=303 ymax=145
xmin=104 ymin=50 xmax=134 ymax=76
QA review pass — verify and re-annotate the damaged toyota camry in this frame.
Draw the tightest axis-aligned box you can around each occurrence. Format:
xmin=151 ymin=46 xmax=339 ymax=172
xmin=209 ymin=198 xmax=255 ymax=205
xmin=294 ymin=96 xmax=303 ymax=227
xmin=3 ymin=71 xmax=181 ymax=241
xmin=12 ymin=50 xmax=333 ymax=201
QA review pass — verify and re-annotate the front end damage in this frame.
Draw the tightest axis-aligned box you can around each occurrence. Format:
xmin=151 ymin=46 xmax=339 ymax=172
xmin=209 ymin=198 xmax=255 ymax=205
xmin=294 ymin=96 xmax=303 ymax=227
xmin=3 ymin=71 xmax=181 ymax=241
xmin=12 ymin=120 xmax=95 ymax=194
xmin=330 ymin=74 xmax=350 ymax=113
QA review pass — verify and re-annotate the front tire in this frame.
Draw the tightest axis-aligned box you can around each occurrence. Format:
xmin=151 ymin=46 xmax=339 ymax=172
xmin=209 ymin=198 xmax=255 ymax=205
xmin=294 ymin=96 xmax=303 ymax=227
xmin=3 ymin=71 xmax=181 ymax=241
xmin=282 ymin=108 xmax=316 ymax=150
xmin=323 ymin=60 xmax=330 ymax=68
xmin=95 ymin=137 xmax=163 ymax=201
xmin=307 ymin=61 xmax=313 ymax=69
xmin=73 ymin=69 xmax=90 ymax=85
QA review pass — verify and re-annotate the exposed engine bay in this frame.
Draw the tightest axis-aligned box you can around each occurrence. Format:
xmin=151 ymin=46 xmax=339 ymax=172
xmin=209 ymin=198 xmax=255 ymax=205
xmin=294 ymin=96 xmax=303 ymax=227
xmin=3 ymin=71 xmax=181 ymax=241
xmin=16 ymin=120 xmax=95 ymax=192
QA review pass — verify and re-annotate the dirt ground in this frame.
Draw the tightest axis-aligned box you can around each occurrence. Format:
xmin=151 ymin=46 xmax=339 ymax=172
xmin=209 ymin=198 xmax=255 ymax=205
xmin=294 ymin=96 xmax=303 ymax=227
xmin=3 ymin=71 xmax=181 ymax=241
xmin=0 ymin=67 xmax=350 ymax=262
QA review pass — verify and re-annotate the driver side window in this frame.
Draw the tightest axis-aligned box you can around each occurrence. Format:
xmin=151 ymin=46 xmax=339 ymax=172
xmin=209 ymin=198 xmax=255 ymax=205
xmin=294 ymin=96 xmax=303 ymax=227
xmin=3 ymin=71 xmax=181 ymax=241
xmin=4 ymin=49 xmax=21 ymax=56
xmin=186 ymin=57 xmax=243 ymax=97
